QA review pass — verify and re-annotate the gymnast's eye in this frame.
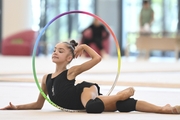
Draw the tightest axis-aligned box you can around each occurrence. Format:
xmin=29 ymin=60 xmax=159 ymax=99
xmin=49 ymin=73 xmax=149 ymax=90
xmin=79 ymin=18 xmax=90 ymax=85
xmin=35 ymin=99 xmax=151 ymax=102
xmin=59 ymin=51 xmax=63 ymax=53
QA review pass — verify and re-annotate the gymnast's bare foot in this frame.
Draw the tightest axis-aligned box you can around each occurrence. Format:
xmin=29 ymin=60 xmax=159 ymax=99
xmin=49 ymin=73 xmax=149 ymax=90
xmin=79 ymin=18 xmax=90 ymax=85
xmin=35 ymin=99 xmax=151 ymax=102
xmin=161 ymin=104 xmax=180 ymax=114
xmin=161 ymin=104 xmax=172 ymax=113
xmin=117 ymin=87 xmax=135 ymax=96
xmin=116 ymin=87 xmax=135 ymax=100
xmin=172 ymin=105 xmax=180 ymax=114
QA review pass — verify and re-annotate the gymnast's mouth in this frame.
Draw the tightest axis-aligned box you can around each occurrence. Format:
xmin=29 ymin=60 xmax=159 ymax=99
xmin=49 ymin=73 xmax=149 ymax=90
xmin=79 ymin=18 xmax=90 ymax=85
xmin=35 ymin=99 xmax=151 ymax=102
xmin=52 ymin=56 xmax=59 ymax=59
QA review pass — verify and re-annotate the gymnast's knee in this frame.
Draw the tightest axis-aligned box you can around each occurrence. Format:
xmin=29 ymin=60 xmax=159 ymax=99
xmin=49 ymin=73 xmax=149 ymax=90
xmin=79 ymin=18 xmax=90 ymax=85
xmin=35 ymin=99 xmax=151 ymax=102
xmin=116 ymin=98 xmax=137 ymax=112
xmin=85 ymin=98 xmax=104 ymax=113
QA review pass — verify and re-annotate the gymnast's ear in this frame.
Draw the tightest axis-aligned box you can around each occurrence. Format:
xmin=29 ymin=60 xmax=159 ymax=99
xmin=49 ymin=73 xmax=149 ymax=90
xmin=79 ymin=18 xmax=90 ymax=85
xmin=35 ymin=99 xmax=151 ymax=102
xmin=66 ymin=54 xmax=73 ymax=63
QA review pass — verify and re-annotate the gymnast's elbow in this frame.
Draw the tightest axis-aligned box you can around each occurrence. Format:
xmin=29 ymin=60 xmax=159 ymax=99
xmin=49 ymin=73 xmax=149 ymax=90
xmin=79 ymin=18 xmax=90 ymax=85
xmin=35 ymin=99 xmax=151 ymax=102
xmin=96 ymin=55 xmax=102 ymax=63
xmin=34 ymin=102 xmax=44 ymax=110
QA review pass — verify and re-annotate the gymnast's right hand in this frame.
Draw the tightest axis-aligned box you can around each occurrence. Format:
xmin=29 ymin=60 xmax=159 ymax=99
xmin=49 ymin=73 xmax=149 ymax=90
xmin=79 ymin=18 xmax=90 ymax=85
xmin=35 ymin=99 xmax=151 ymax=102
xmin=74 ymin=44 xmax=84 ymax=58
xmin=0 ymin=102 xmax=17 ymax=110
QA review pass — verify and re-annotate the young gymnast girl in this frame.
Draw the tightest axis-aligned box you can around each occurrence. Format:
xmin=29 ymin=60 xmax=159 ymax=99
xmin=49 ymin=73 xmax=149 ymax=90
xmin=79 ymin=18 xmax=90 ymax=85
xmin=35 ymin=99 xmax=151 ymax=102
xmin=1 ymin=40 xmax=180 ymax=114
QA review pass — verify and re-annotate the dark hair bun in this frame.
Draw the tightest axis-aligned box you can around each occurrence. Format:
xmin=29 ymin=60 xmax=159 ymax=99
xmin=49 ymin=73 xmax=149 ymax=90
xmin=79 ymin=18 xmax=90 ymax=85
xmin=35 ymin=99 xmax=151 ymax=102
xmin=70 ymin=40 xmax=78 ymax=49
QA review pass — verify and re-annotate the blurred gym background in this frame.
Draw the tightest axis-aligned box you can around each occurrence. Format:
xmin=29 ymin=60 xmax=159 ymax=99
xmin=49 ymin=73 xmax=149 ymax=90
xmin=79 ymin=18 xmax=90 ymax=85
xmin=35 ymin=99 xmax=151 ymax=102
xmin=0 ymin=0 xmax=179 ymax=60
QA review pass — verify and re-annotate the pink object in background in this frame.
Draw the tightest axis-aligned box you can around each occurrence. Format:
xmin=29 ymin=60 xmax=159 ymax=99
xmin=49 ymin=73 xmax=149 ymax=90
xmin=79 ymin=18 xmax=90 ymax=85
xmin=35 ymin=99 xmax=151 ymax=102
xmin=2 ymin=30 xmax=37 ymax=56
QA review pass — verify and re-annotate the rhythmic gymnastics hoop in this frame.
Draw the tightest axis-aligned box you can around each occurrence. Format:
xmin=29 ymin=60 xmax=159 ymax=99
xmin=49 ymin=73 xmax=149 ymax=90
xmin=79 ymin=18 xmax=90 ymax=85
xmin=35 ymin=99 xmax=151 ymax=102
xmin=32 ymin=10 xmax=121 ymax=112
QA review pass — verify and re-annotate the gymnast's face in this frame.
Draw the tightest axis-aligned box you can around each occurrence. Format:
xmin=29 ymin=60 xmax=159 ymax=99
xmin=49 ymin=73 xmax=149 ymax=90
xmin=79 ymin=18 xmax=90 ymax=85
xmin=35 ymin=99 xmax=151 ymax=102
xmin=52 ymin=43 xmax=73 ymax=64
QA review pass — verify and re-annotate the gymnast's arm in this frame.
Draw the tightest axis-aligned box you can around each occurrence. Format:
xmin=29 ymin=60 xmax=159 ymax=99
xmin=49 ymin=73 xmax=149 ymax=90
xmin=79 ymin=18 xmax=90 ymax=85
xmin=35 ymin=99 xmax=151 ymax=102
xmin=0 ymin=75 xmax=48 ymax=110
xmin=68 ymin=44 xmax=101 ymax=79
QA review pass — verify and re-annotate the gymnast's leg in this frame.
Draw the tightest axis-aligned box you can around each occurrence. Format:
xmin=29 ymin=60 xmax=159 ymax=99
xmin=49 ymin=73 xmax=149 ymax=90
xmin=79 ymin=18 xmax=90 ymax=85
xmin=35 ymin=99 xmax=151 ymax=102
xmin=81 ymin=85 xmax=105 ymax=113
xmin=115 ymin=89 xmax=179 ymax=114
xmin=81 ymin=86 xmax=180 ymax=114
xmin=135 ymin=100 xmax=179 ymax=114
xmin=115 ymin=98 xmax=180 ymax=114
xmin=81 ymin=86 xmax=135 ymax=113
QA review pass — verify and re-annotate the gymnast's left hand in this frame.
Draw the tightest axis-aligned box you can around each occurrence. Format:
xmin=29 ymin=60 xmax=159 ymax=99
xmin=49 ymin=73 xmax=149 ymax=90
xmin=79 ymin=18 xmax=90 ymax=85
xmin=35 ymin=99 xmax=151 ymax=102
xmin=74 ymin=45 xmax=84 ymax=58
xmin=0 ymin=102 xmax=17 ymax=110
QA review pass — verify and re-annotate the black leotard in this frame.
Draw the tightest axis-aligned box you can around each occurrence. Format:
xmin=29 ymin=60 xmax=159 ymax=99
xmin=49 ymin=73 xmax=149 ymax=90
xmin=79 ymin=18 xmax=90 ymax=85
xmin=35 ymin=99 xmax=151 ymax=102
xmin=46 ymin=69 xmax=102 ymax=110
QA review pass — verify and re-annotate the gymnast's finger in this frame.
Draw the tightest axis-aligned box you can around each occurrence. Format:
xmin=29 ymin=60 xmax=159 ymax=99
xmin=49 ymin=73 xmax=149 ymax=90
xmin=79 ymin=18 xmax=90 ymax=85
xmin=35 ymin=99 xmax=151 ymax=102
xmin=77 ymin=51 xmax=83 ymax=57
xmin=10 ymin=102 xmax=17 ymax=110
xmin=75 ymin=52 xmax=80 ymax=58
xmin=0 ymin=107 xmax=6 ymax=110
xmin=1 ymin=102 xmax=17 ymax=110
xmin=0 ymin=106 xmax=11 ymax=110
